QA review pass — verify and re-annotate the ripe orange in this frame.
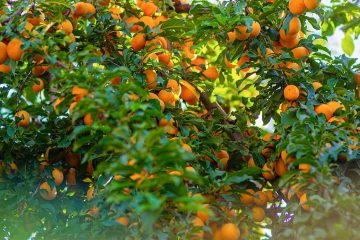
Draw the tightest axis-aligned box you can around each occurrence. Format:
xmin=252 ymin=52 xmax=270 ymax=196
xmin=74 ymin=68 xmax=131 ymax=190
xmin=192 ymin=217 xmax=205 ymax=238
xmin=262 ymin=162 xmax=276 ymax=180
xmin=197 ymin=205 xmax=209 ymax=223
xmin=158 ymin=90 xmax=176 ymax=106
xmin=154 ymin=15 xmax=168 ymax=26
xmin=115 ymin=217 xmax=129 ymax=225
xmin=235 ymin=25 xmax=250 ymax=40
xmin=285 ymin=62 xmax=301 ymax=76
xmin=148 ymin=92 xmax=165 ymax=111
xmin=227 ymin=31 xmax=236 ymax=43
xmin=67 ymin=168 xmax=77 ymax=186
xmin=0 ymin=42 xmax=8 ymax=64
xmin=253 ymin=191 xmax=267 ymax=206
xmin=284 ymin=85 xmax=300 ymax=101
xmin=191 ymin=57 xmax=207 ymax=71
xmin=144 ymin=69 xmax=157 ymax=89
xmin=140 ymin=2 xmax=158 ymax=16
xmin=73 ymin=2 xmax=87 ymax=16
xmin=220 ymin=223 xmax=241 ymax=240
xmin=31 ymin=78 xmax=44 ymax=93
xmin=109 ymin=6 xmax=122 ymax=19
xmin=291 ymin=46 xmax=309 ymax=59
xmin=224 ymin=54 xmax=237 ymax=68
xmin=202 ymin=67 xmax=219 ymax=80
xmin=240 ymin=189 xmax=255 ymax=205
xmin=289 ymin=0 xmax=307 ymax=15
xmin=279 ymin=29 xmax=298 ymax=42
xmin=288 ymin=17 xmax=301 ymax=35
xmin=15 ymin=110 xmax=30 ymax=127
xmin=327 ymin=101 xmax=344 ymax=114
xmin=304 ymin=0 xmax=319 ymax=10
xmin=53 ymin=97 xmax=65 ymax=111
xmin=84 ymin=3 xmax=96 ymax=15
xmin=237 ymin=55 xmax=250 ymax=71
xmin=299 ymin=192 xmax=310 ymax=210
xmin=111 ymin=76 xmax=121 ymax=85
xmin=0 ymin=64 xmax=11 ymax=73
xmin=87 ymin=186 xmax=95 ymax=201
xmin=7 ymin=38 xmax=23 ymax=61
xmin=52 ymin=168 xmax=64 ymax=185
xmin=180 ymin=80 xmax=199 ymax=105
xmin=249 ymin=21 xmax=261 ymax=38
xmin=158 ymin=51 xmax=171 ymax=64
xmin=275 ymin=159 xmax=288 ymax=176
xmin=299 ymin=163 xmax=311 ymax=173
xmin=58 ymin=19 xmax=73 ymax=34
xmin=84 ymin=113 xmax=93 ymax=126
xmin=312 ymin=81 xmax=322 ymax=90
xmin=252 ymin=206 xmax=265 ymax=222
xmin=279 ymin=35 xmax=299 ymax=48
xmin=39 ymin=182 xmax=57 ymax=200
xmin=159 ymin=118 xmax=178 ymax=135
xmin=314 ymin=104 xmax=332 ymax=120
xmin=166 ymin=79 xmax=181 ymax=96
xmin=354 ymin=72 xmax=360 ymax=85
xmin=280 ymin=101 xmax=298 ymax=112
xmin=131 ymin=33 xmax=146 ymax=52
xmin=139 ymin=16 xmax=155 ymax=28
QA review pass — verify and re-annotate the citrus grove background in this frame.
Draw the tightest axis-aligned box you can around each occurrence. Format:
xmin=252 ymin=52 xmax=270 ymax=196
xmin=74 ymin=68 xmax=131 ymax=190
xmin=0 ymin=0 xmax=359 ymax=239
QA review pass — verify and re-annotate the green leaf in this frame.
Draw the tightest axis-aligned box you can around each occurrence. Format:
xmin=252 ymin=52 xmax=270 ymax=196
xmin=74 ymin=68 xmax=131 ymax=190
xmin=341 ymin=34 xmax=355 ymax=56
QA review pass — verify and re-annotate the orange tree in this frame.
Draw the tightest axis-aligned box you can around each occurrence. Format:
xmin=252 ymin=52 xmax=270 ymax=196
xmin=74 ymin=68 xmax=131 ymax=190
xmin=0 ymin=0 xmax=359 ymax=239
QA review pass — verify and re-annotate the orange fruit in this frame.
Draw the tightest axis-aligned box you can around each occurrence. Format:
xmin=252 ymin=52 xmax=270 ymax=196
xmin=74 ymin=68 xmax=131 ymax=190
xmin=159 ymin=118 xmax=178 ymax=135
xmin=252 ymin=206 xmax=265 ymax=222
xmin=299 ymin=192 xmax=310 ymax=210
xmin=15 ymin=110 xmax=30 ymax=127
xmin=237 ymin=55 xmax=250 ymax=71
xmin=220 ymin=223 xmax=241 ymax=240
xmin=7 ymin=38 xmax=23 ymax=61
xmin=253 ymin=191 xmax=267 ymax=206
xmin=275 ymin=159 xmax=288 ymax=176
xmin=140 ymin=2 xmax=158 ymax=16
xmin=312 ymin=81 xmax=322 ymax=90
xmin=158 ymin=90 xmax=176 ymax=106
xmin=279 ymin=29 xmax=298 ymax=42
xmin=0 ymin=64 xmax=11 ymax=73
xmin=109 ymin=6 xmax=122 ymax=19
xmin=73 ymin=2 xmax=88 ymax=16
xmin=280 ymin=101 xmax=298 ymax=112
xmin=249 ymin=21 xmax=261 ymax=38
xmin=111 ymin=76 xmax=121 ymax=85
xmin=262 ymin=162 xmax=276 ymax=180
xmin=327 ymin=101 xmax=344 ymax=114
xmin=289 ymin=0 xmax=307 ymax=15
xmin=144 ymin=69 xmax=157 ymax=89
xmin=285 ymin=62 xmax=301 ymax=76
xmin=279 ymin=35 xmax=299 ymax=48
xmin=191 ymin=57 xmax=207 ymax=71
xmin=240 ymin=189 xmax=255 ymax=205
xmin=87 ymin=186 xmax=95 ymax=201
xmin=202 ymin=67 xmax=219 ymax=80
xmin=0 ymin=42 xmax=8 ymax=64
xmin=148 ymin=92 xmax=165 ymax=111
xmin=284 ymin=85 xmax=300 ymax=101
xmin=299 ymin=163 xmax=311 ymax=173
xmin=115 ymin=217 xmax=129 ymax=225
xmin=58 ymin=19 xmax=73 ymax=34
xmin=131 ymin=33 xmax=146 ymax=52
xmin=154 ymin=15 xmax=168 ymax=26
xmin=31 ymin=78 xmax=44 ymax=93
xmin=53 ymin=97 xmax=64 ymax=111
xmin=192 ymin=217 xmax=205 ymax=238
xmin=158 ymin=51 xmax=171 ymax=64
xmin=39 ymin=182 xmax=57 ymax=200
xmin=52 ymin=168 xmax=64 ymax=185
xmin=224 ymin=54 xmax=237 ymax=68
xmin=265 ymin=190 xmax=274 ymax=202
xmin=99 ymin=0 xmax=110 ymax=5
xmin=263 ymin=133 xmax=273 ymax=142
xmin=84 ymin=113 xmax=93 ymax=126
xmin=314 ymin=104 xmax=332 ymax=120
xmin=197 ymin=205 xmax=209 ymax=223
xmin=235 ymin=25 xmax=250 ymax=40
xmin=72 ymin=86 xmax=89 ymax=101
xmin=288 ymin=17 xmax=301 ymax=35
xmin=291 ymin=46 xmax=309 ymax=59
xmin=227 ymin=31 xmax=237 ymax=43
xmin=166 ymin=79 xmax=181 ymax=96
xmin=304 ymin=0 xmax=319 ymax=10
xmin=248 ymin=157 xmax=256 ymax=167
xmin=354 ymin=72 xmax=360 ymax=85
xmin=139 ymin=16 xmax=155 ymax=28
xmin=180 ymin=80 xmax=199 ymax=105
xmin=67 ymin=168 xmax=77 ymax=186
